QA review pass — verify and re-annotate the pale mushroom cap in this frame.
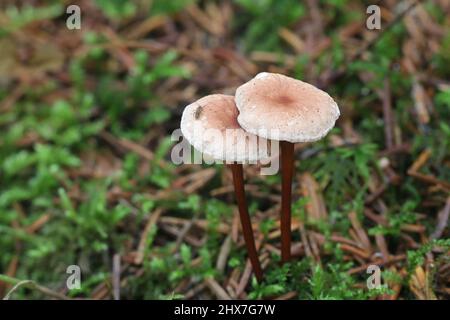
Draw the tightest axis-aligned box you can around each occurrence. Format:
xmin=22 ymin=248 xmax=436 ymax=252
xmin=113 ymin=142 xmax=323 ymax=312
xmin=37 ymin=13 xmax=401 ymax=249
xmin=180 ymin=94 xmax=273 ymax=162
xmin=235 ymin=72 xmax=340 ymax=143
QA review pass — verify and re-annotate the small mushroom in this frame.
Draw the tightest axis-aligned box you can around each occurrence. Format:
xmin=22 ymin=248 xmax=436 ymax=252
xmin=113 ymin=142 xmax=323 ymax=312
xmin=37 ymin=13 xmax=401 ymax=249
xmin=181 ymin=94 xmax=272 ymax=281
xmin=235 ymin=73 xmax=340 ymax=263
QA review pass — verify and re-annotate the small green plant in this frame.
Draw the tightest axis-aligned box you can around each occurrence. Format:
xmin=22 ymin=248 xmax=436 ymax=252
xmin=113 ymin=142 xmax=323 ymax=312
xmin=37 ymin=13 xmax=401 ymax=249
xmin=369 ymin=200 xmax=419 ymax=236
xmin=233 ymin=0 xmax=305 ymax=51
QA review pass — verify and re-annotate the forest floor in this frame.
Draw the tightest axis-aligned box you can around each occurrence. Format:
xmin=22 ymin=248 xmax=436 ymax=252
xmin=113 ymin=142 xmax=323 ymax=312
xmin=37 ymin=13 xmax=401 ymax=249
xmin=0 ymin=0 xmax=449 ymax=299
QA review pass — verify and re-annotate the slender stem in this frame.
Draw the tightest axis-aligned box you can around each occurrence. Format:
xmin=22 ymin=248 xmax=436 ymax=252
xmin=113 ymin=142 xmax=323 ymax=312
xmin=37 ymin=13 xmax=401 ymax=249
xmin=280 ymin=141 xmax=295 ymax=263
xmin=229 ymin=163 xmax=263 ymax=282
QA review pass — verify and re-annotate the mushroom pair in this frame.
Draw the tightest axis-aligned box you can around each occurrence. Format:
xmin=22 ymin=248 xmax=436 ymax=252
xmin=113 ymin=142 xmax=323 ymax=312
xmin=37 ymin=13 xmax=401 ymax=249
xmin=180 ymin=72 xmax=340 ymax=281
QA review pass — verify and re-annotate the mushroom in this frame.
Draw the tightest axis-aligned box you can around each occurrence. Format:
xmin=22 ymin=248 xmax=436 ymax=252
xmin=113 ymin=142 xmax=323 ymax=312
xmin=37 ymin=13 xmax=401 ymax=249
xmin=181 ymin=94 xmax=272 ymax=281
xmin=235 ymin=72 xmax=340 ymax=263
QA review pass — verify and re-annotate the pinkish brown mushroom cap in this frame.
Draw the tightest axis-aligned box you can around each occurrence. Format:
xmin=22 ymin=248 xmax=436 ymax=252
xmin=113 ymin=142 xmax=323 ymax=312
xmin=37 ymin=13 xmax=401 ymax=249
xmin=180 ymin=94 xmax=273 ymax=162
xmin=235 ymin=72 xmax=340 ymax=143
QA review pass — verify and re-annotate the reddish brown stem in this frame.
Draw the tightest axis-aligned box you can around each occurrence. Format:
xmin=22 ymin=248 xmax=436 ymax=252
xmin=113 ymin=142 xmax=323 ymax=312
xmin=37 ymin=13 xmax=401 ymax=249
xmin=280 ymin=141 xmax=295 ymax=263
xmin=229 ymin=163 xmax=263 ymax=282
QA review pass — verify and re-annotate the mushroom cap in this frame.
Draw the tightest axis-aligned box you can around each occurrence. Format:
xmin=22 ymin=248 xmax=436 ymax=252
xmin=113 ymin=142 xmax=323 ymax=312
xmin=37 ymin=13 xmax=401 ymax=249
xmin=180 ymin=94 xmax=273 ymax=162
xmin=235 ymin=72 xmax=340 ymax=143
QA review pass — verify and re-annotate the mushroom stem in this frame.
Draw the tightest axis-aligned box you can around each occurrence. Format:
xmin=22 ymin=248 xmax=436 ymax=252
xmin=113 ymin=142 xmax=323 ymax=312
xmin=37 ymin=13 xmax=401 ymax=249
xmin=229 ymin=163 xmax=263 ymax=282
xmin=280 ymin=141 xmax=294 ymax=263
